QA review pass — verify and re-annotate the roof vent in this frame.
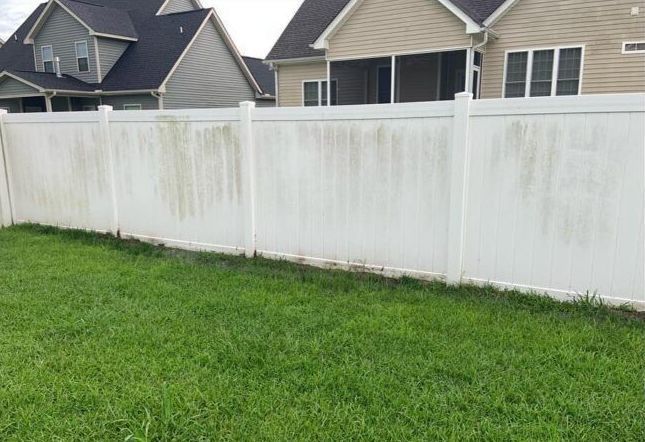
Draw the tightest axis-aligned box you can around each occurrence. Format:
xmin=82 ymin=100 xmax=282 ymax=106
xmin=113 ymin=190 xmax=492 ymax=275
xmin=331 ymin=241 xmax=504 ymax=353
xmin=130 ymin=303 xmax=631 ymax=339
xmin=179 ymin=26 xmax=184 ymax=34
xmin=54 ymin=57 xmax=62 ymax=78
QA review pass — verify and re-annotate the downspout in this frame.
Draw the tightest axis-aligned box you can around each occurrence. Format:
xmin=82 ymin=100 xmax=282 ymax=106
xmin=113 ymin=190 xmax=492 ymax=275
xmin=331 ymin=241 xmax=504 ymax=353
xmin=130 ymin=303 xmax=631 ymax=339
xmin=151 ymin=91 xmax=164 ymax=110
xmin=45 ymin=91 xmax=57 ymax=112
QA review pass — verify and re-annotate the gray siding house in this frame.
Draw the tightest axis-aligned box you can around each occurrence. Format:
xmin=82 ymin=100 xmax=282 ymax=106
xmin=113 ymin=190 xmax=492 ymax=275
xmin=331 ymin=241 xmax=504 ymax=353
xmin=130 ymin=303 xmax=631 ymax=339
xmin=0 ymin=0 xmax=274 ymax=112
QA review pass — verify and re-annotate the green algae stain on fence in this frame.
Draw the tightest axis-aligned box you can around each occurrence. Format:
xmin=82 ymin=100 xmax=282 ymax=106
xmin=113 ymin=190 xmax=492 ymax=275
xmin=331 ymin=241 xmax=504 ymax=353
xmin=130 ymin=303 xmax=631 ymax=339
xmin=154 ymin=116 xmax=241 ymax=221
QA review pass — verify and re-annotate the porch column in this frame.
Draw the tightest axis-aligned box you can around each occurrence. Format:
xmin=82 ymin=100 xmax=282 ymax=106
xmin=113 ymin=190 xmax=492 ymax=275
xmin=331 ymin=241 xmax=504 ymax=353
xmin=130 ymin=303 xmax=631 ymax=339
xmin=390 ymin=55 xmax=396 ymax=103
xmin=327 ymin=60 xmax=331 ymax=106
xmin=465 ymin=48 xmax=473 ymax=94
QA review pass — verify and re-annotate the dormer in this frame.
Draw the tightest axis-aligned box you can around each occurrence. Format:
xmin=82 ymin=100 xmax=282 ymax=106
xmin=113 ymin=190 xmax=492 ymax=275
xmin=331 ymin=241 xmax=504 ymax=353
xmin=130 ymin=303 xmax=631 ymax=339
xmin=157 ymin=0 xmax=202 ymax=16
xmin=24 ymin=0 xmax=138 ymax=84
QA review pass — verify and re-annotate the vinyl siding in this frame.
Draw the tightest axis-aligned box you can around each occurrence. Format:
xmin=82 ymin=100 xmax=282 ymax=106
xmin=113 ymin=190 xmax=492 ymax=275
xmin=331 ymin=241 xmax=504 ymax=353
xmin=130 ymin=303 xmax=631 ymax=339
xmin=0 ymin=77 xmax=40 ymax=97
xmin=0 ymin=99 xmax=22 ymax=113
xmin=328 ymin=0 xmax=472 ymax=60
xmin=102 ymin=94 xmax=159 ymax=110
xmin=159 ymin=0 xmax=198 ymax=15
xmin=481 ymin=0 xmax=645 ymax=98
xmin=96 ymin=37 xmax=130 ymax=81
xmin=277 ymin=62 xmax=327 ymax=107
xmin=163 ymin=20 xmax=255 ymax=109
xmin=34 ymin=4 xmax=98 ymax=84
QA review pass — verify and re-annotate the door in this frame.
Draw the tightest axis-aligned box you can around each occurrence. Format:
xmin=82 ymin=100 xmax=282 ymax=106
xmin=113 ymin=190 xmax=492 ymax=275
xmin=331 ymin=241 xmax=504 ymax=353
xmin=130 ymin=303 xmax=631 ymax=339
xmin=377 ymin=65 xmax=391 ymax=103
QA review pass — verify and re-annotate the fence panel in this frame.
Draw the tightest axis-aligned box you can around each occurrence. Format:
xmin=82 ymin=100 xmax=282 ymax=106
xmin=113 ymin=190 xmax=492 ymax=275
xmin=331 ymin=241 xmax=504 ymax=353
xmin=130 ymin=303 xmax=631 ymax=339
xmin=108 ymin=109 xmax=247 ymax=253
xmin=2 ymin=112 xmax=113 ymax=231
xmin=464 ymin=96 xmax=645 ymax=304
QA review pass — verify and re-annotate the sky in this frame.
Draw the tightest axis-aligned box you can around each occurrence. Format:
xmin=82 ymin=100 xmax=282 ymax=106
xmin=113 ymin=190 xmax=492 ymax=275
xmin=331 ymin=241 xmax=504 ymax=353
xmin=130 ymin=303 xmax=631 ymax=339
xmin=0 ymin=0 xmax=303 ymax=58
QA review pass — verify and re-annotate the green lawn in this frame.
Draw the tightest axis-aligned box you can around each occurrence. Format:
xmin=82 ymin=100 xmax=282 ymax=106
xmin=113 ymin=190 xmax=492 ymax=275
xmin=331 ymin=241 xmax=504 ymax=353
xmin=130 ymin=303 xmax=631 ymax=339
xmin=0 ymin=225 xmax=643 ymax=441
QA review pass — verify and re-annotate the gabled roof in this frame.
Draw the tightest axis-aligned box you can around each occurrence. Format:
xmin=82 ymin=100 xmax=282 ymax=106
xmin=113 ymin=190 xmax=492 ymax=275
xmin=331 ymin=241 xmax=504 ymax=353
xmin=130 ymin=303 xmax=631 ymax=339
xmin=26 ymin=0 xmax=139 ymax=43
xmin=243 ymin=56 xmax=275 ymax=96
xmin=267 ymin=0 xmax=507 ymax=61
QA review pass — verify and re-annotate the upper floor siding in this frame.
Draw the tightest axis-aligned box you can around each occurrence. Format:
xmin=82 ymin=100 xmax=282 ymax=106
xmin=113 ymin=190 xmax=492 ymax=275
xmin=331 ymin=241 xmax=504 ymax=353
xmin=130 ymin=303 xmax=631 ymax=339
xmin=97 ymin=38 xmax=130 ymax=82
xmin=328 ymin=0 xmax=472 ymax=60
xmin=481 ymin=0 xmax=645 ymax=98
xmin=164 ymin=20 xmax=255 ymax=109
xmin=34 ymin=4 xmax=98 ymax=84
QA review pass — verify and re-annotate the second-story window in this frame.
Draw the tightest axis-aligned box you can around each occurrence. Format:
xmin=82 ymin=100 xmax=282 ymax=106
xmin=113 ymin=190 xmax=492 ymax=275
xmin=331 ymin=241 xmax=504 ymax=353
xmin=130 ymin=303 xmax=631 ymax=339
xmin=75 ymin=41 xmax=89 ymax=73
xmin=41 ymin=46 xmax=54 ymax=73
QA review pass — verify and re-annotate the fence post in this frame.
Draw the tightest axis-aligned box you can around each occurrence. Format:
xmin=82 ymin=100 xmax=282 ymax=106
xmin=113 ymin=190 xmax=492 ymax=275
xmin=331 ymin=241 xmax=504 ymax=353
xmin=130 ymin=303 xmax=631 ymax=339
xmin=0 ymin=110 xmax=13 ymax=227
xmin=98 ymin=105 xmax=119 ymax=236
xmin=240 ymin=101 xmax=257 ymax=258
xmin=446 ymin=92 xmax=473 ymax=284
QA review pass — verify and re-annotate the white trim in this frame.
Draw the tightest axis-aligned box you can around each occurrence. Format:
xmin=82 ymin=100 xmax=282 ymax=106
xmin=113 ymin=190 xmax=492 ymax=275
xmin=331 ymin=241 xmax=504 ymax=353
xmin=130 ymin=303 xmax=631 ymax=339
xmin=122 ymin=104 xmax=142 ymax=111
xmin=74 ymin=40 xmax=90 ymax=74
xmin=41 ymin=45 xmax=54 ymax=73
xmin=265 ymin=56 xmax=326 ymax=65
xmin=274 ymin=68 xmax=279 ymax=106
xmin=312 ymin=0 xmax=482 ymax=50
xmin=621 ymin=41 xmax=645 ymax=54
xmin=93 ymin=37 xmax=102 ymax=82
xmin=327 ymin=45 xmax=471 ymax=62
xmin=483 ymin=0 xmax=521 ymax=27
xmin=390 ymin=56 xmax=396 ymax=104
xmin=502 ymin=45 xmax=585 ymax=98
xmin=301 ymin=79 xmax=337 ymax=107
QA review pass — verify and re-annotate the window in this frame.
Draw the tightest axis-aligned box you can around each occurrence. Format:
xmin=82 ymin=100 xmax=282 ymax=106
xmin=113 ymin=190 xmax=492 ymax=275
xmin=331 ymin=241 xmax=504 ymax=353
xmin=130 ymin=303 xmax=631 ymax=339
xmin=303 ymin=80 xmax=337 ymax=106
xmin=82 ymin=105 xmax=96 ymax=111
xmin=123 ymin=104 xmax=142 ymax=111
xmin=75 ymin=41 xmax=89 ymax=72
xmin=504 ymin=47 xmax=583 ymax=98
xmin=622 ymin=42 xmax=645 ymax=54
xmin=41 ymin=45 xmax=54 ymax=73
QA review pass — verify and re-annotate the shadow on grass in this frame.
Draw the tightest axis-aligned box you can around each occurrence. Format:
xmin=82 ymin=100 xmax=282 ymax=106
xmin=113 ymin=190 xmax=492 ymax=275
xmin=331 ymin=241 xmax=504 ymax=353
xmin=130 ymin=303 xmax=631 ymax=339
xmin=7 ymin=223 xmax=644 ymax=323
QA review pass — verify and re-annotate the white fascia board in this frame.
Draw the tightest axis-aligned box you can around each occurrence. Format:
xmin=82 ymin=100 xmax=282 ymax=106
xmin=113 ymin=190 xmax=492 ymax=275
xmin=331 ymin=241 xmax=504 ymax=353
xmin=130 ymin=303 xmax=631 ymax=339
xmin=483 ymin=0 xmax=521 ymax=27
xmin=312 ymin=0 xmax=483 ymax=50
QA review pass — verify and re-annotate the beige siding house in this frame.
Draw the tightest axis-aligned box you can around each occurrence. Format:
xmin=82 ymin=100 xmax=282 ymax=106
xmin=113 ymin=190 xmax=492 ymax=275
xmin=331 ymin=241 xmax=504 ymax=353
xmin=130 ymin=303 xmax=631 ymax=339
xmin=267 ymin=0 xmax=645 ymax=107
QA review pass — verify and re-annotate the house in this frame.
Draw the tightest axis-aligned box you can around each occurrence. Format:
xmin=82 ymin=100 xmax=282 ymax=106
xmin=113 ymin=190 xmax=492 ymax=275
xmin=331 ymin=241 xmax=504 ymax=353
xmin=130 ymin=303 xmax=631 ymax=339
xmin=0 ymin=0 xmax=267 ymax=113
xmin=266 ymin=0 xmax=645 ymax=107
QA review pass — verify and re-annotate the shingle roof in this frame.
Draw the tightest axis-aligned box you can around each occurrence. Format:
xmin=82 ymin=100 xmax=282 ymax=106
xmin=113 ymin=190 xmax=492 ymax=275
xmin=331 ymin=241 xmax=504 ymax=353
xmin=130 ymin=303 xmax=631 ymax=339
xmin=6 ymin=70 xmax=97 ymax=91
xmin=242 ymin=56 xmax=275 ymax=96
xmin=267 ymin=0 xmax=507 ymax=61
xmin=267 ymin=0 xmax=351 ymax=60
xmin=101 ymin=9 xmax=210 ymax=91
xmin=0 ymin=4 xmax=47 ymax=72
xmin=57 ymin=0 xmax=138 ymax=39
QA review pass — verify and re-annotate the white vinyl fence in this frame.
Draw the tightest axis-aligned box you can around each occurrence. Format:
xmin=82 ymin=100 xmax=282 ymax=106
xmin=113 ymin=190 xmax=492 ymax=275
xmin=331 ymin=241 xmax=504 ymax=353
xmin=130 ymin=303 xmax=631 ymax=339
xmin=0 ymin=93 xmax=643 ymax=309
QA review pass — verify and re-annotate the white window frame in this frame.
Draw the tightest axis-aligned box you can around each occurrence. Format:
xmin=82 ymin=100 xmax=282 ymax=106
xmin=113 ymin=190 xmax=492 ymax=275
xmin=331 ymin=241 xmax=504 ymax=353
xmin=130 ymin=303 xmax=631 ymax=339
xmin=75 ymin=41 xmax=90 ymax=73
xmin=502 ymin=45 xmax=585 ymax=98
xmin=123 ymin=104 xmax=142 ymax=111
xmin=622 ymin=41 xmax=645 ymax=54
xmin=302 ymin=79 xmax=337 ymax=106
xmin=41 ymin=45 xmax=54 ymax=73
